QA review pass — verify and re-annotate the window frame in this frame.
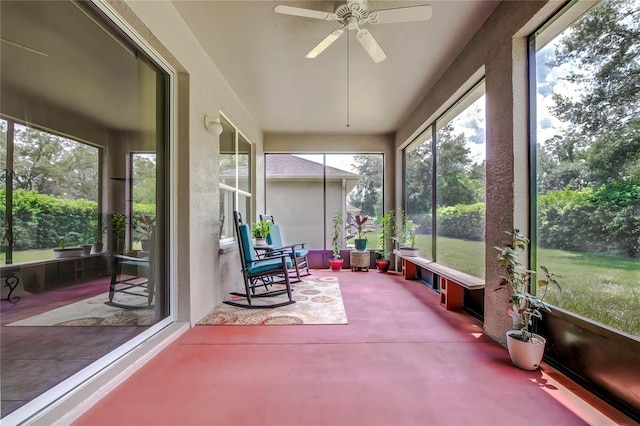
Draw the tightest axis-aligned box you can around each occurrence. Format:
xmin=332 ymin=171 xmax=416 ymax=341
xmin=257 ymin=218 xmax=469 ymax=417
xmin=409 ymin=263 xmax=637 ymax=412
xmin=219 ymin=113 xmax=253 ymax=243
xmin=402 ymin=79 xmax=486 ymax=276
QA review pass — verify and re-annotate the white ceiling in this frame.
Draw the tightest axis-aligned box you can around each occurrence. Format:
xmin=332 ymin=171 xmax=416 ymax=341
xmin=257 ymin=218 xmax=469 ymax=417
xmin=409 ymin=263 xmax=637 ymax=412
xmin=172 ymin=0 xmax=500 ymax=134
xmin=0 ymin=1 xmax=499 ymax=135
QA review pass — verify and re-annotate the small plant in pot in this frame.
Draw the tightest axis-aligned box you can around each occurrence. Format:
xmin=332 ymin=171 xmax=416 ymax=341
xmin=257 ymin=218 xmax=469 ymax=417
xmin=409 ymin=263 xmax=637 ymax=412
xmin=495 ymin=229 xmax=561 ymax=370
xmin=375 ymin=210 xmax=395 ymax=272
xmin=92 ymin=213 xmax=109 ymax=253
xmin=52 ymin=233 xmax=83 ymax=258
xmin=135 ymin=214 xmax=156 ymax=252
xmin=345 ymin=214 xmax=374 ymax=251
xmin=329 ymin=211 xmax=344 ymax=271
xmin=252 ymin=220 xmax=271 ymax=246
xmin=395 ymin=210 xmax=419 ymax=257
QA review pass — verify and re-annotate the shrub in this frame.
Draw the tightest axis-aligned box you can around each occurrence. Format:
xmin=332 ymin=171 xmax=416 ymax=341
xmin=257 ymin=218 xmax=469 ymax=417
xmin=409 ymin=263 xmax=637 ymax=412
xmin=437 ymin=203 xmax=485 ymax=240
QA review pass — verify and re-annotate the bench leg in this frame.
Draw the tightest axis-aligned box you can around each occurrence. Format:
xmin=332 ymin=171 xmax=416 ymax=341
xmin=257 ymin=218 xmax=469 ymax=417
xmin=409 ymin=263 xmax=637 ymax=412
xmin=402 ymin=259 xmax=417 ymax=280
xmin=440 ymin=277 xmax=464 ymax=310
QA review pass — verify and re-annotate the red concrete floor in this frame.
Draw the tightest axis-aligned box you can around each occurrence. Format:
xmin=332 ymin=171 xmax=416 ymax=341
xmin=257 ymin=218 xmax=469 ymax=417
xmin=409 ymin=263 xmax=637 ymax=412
xmin=75 ymin=270 xmax=633 ymax=426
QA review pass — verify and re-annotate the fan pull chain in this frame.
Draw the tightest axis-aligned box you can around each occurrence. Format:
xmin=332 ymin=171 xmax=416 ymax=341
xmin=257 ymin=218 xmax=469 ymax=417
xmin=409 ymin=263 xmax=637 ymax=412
xmin=346 ymin=30 xmax=350 ymax=128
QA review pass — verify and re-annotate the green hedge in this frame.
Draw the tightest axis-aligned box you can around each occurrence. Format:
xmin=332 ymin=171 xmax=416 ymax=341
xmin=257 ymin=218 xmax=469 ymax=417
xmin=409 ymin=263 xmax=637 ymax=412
xmin=436 ymin=203 xmax=485 ymax=241
xmin=538 ymin=180 xmax=640 ymax=257
xmin=404 ymin=179 xmax=638 ymax=257
xmin=1 ymin=189 xmax=156 ymax=251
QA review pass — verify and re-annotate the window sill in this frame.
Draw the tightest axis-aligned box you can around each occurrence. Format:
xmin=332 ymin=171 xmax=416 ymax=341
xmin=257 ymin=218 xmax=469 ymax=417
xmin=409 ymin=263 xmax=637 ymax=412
xmin=218 ymin=241 xmax=238 ymax=255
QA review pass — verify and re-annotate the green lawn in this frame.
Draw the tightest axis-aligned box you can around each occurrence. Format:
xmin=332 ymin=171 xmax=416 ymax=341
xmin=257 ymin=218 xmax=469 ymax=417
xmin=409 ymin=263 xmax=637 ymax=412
xmin=0 ymin=242 xmax=143 ymax=265
xmin=412 ymin=235 xmax=640 ymax=337
xmin=0 ymin=248 xmax=55 ymax=264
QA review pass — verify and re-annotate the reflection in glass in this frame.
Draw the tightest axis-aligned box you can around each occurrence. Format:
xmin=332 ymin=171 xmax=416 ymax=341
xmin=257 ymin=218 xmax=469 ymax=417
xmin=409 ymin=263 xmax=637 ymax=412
xmin=0 ymin=0 xmax=169 ymax=417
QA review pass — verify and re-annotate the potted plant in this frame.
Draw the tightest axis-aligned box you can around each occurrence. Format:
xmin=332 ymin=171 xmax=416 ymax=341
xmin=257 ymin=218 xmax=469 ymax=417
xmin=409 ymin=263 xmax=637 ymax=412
xmin=395 ymin=210 xmax=419 ymax=257
xmin=345 ymin=214 xmax=374 ymax=251
xmin=329 ymin=211 xmax=344 ymax=271
xmin=495 ymin=229 xmax=561 ymax=370
xmin=375 ymin=210 xmax=395 ymax=272
xmin=252 ymin=220 xmax=271 ymax=246
xmin=53 ymin=233 xmax=83 ymax=258
xmin=92 ymin=212 xmax=109 ymax=253
xmin=135 ymin=214 xmax=156 ymax=252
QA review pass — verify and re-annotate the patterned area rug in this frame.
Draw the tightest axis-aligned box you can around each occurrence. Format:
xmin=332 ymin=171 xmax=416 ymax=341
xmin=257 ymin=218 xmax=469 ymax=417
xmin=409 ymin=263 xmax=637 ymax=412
xmin=197 ymin=275 xmax=348 ymax=325
xmin=6 ymin=293 xmax=154 ymax=327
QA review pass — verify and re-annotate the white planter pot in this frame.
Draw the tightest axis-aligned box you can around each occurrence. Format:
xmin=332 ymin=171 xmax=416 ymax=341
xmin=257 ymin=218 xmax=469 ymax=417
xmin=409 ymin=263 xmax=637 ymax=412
xmin=53 ymin=248 xmax=84 ymax=258
xmin=399 ymin=247 xmax=419 ymax=257
xmin=254 ymin=238 xmax=267 ymax=247
xmin=506 ymin=330 xmax=546 ymax=371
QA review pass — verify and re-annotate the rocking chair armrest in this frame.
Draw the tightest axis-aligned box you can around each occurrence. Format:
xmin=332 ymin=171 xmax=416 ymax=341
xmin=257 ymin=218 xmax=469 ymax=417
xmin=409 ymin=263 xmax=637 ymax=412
xmin=245 ymin=253 xmax=289 ymax=266
xmin=265 ymin=247 xmax=294 ymax=256
xmin=112 ymin=254 xmax=149 ymax=263
xmin=279 ymin=242 xmax=307 ymax=251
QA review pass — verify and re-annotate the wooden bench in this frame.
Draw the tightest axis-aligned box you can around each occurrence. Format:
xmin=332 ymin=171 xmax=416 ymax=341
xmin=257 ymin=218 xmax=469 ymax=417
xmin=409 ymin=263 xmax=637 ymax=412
xmin=393 ymin=250 xmax=484 ymax=310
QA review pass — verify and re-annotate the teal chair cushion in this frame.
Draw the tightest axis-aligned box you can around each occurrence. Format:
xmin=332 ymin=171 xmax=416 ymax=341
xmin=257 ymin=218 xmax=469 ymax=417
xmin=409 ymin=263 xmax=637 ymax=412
xmin=238 ymin=224 xmax=257 ymax=262
xmin=267 ymin=224 xmax=284 ymax=247
xmin=267 ymin=224 xmax=307 ymax=258
xmin=247 ymin=256 xmax=292 ymax=275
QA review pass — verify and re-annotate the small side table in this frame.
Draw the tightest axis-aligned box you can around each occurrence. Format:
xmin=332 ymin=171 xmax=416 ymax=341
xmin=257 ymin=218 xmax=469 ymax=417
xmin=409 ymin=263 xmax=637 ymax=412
xmin=350 ymin=250 xmax=370 ymax=272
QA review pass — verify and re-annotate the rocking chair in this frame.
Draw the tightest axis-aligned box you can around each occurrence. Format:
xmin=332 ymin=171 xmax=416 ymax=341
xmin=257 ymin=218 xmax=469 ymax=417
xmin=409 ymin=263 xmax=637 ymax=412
xmin=260 ymin=214 xmax=311 ymax=282
xmin=225 ymin=211 xmax=295 ymax=309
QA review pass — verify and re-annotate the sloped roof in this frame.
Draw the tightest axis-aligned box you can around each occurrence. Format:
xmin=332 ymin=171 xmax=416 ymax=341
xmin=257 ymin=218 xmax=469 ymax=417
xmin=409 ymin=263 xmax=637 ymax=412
xmin=221 ymin=154 xmax=360 ymax=179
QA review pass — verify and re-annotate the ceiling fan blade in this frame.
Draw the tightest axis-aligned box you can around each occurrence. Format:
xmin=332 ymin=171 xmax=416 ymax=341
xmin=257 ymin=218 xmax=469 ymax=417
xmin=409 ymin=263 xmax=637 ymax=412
xmin=368 ymin=5 xmax=433 ymax=24
xmin=356 ymin=29 xmax=386 ymax=63
xmin=306 ymin=29 xmax=344 ymax=59
xmin=274 ymin=5 xmax=337 ymax=21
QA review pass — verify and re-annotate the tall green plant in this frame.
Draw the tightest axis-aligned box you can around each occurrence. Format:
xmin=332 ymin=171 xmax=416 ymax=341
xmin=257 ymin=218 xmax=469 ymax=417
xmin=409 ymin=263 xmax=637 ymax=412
xmin=394 ymin=210 xmax=419 ymax=248
xmin=376 ymin=210 xmax=395 ymax=259
xmin=331 ymin=211 xmax=343 ymax=259
xmin=494 ymin=229 xmax=561 ymax=342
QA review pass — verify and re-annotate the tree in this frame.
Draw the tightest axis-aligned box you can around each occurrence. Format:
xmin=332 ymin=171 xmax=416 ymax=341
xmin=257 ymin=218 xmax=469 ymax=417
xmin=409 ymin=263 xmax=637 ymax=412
xmin=132 ymin=154 xmax=156 ymax=205
xmin=348 ymin=154 xmax=383 ymax=217
xmin=12 ymin=125 xmax=99 ymax=201
xmin=405 ymin=138 xmax=432 ymax=220
xmin=436 ymin=125 xmax=478 ymax=207
xmin=547 ymin=0 xmax=640 ymax=187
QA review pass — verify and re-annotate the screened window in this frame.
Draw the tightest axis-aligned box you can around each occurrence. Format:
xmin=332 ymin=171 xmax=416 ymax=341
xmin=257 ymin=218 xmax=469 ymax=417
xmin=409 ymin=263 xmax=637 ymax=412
xmin=265 ymin=153 xmax=384 ymax=256
xmin=1 ymin=121 xmax=99 ymax=264
xmin=532 ymin=0 xmax=640 ymax=337
xmin=404 ymin=130 xmax=433 ymax=260
xmin=403 ymin=82 xmax=486 ymax=278
xmin=219 ymin=115 xmax=252 ymax=240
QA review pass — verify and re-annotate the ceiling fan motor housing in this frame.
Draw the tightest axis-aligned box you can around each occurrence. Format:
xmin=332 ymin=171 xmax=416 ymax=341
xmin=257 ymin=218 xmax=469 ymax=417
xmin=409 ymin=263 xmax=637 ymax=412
xmin=335 ymin=1 xmax=369 ymax=29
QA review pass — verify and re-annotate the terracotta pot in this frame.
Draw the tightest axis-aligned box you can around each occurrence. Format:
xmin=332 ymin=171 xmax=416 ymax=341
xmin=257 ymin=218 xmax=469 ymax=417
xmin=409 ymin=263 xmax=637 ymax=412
xmin=329 ymin=258 xmax=344 ymax=271
xmin=506 ymin=330 xmax=546 ymax=370
xmin=376 ymin=259 xmax=390 ymax=272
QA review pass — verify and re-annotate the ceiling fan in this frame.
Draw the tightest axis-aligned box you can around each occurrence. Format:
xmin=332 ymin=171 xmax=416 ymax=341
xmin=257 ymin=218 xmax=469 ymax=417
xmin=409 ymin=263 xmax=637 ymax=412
xmin=274 ymin=1 xmax=432 ymax=63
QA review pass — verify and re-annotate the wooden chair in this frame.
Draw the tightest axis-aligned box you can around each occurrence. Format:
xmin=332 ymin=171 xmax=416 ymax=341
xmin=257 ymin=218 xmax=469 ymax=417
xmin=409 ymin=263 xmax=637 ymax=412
xmin=225 ymin=211 xmax=295 ymax=308
xmin=107 ymin=226 xmax=155 ymax=309
xmin=108 ymin=254 xmax=153 ymax=309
